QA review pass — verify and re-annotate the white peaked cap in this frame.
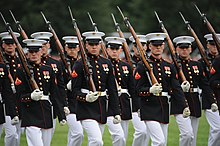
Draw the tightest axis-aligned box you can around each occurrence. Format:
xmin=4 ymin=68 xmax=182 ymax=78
xmin=0 ymin=32 xmax=20 ymax=40
xmin=105 ymin=37 xmax=125 ymax=45
xmin=23 ymin=39 xmax=47 ymax=47
xmin=82 ymin=31 xmax=105 ymax=40
xmin=173 ymin=36 xmax=195 ymax=45
xmin=145 ymin=33 xmax=166 ymax=41
xmin=129 ymin=35 xmax=147 ymax=43
xmin=62 ymin=36 xmax=79 ymax=44
xmin=204 ymin=34 xmax=220 ymax=41
xmin=31 ymin=32 xmax=53 ymax=40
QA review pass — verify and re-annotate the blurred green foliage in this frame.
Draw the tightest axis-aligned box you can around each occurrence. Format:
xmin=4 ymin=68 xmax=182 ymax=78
xmin=0 ymin=0 xmax=219 ymax=45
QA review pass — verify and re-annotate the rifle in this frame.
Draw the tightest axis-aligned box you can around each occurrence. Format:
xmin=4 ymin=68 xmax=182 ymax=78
xmin=111 ymin=13 xmax=133 ymax=70
xmin=117 ymin=6 xmax=158 ymax=85
xmin=154 ymin=11 xmax=187 ymax=82
xmin=179 ymin=12 xmax=211 ymax=71
xmin=41 ymin=12 xmax=71 ymax=78
xmin=87 ymin=12 xmax=108 ymax=58
xmin=0 ymin=12 xmax=38 ymax=90
xmin=9 ymin=10 xmax=28 ymax=40
xmin=68 ymin=6 xmax=96 ymax=92
xmin=194 ymin=4 xmax=220 ymax=53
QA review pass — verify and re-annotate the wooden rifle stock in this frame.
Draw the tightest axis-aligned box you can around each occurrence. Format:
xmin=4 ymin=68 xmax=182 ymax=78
xmin=179 ymin=12 xmax=211 ymax=70
xmin=40 ymin=12 xmax=71 ymax=78
xmin=111 ymin=13 xmax=133 ymax=70
xmin=87 ymin=12 xmax=108 ymax=58
xmin=154 ymin=11 xmax=187 ymax=82
xmin=117 ymin=6 xmax=157 ymax=85
xmin=0 ymin=12 xmax=38 ymax=90
xmin=194 ymin=4 xmax=220 ymax=53
xmin=9 ymin=10 xmax=28 ymax=40
xmin=68 ymin=7 xmax=96 ymax=92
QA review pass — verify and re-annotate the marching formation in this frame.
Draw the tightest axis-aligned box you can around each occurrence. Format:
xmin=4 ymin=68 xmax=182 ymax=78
xmin=0 ymin=5 xmax=220 ymax=146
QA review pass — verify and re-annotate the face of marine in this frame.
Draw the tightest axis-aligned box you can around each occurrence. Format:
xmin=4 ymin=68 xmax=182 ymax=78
xmin=86 ymin=41 xmax=101 ymax=56
xmin=2 ymin=42 xmax=16 ymax=56
xmin=148 ymin=42 xmax=165 ymax=59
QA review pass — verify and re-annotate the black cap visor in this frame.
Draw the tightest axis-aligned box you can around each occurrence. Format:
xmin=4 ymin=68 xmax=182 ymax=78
xmin=178 ymin=43 xmax=191 ymax=49
xmin=67 ymin=43 xmax=78 ymax=48
xmin=107 ymin=43 xmax=122 ymax=50
xmin=150 ymin=40 xmax=164 ymax=46
xmin=3 ymin=39 xmax=15 ymax=45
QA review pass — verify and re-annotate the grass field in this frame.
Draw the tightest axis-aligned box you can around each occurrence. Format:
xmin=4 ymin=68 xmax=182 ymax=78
xmin=0 ymin=113 xmax=209 ymax=146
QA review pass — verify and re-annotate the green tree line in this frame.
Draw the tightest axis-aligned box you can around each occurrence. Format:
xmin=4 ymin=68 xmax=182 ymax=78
xmin=0 ymin=0 xmax=219 ymax=46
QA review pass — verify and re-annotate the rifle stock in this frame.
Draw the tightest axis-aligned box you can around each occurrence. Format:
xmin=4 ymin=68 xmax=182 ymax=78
xmin=68 ymin=7 xmax=96 ymax=92
xmin=9 ymin=10 xmax=28 ymax=40
xmin=87 ymin=12 xmax=108 ymax=58
xmin=0 ymin=12 xmax=38 ymax=90
xmin=117 ymin=6 xmax=158 ymax=85
xmin=179 ymin=12 xmax=211 ymax=71
xmin=111 ymin=13 xmax=133 ymax=70
xmin=194 ymin=4 xmax=220 ymax=53
xmin=40 ymin=12 xmax=71 ymax=78
xmin=154 ymin=11 xmax=187 ymax=82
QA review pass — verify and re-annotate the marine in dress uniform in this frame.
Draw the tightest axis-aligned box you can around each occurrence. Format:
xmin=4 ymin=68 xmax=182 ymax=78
xmin=15 ymin=39 xmax=66 ymax=146
xmin=129 ymin=35 xmax=150 ymax=146
xmin=71 ymin=31 xmax=120 ymax=146
xmin=0 ymin=32 xmax=21 ymax=146
xmin=105 ymin=36 xmax=135 ymax=146
xmin=200 ymin=34 xmax=220 ymax=146
xmin=62 ymin=36 xmax=83 ymax=146
xmin=174 ymin=36 xmax=217 ymax=146
xmin=0 ymin=62 xmax=18 ymax=140
xmin=31 ymin=32 xmax=69 ymax=138
xmin=135 ymin=33 xmax=189 ymax=146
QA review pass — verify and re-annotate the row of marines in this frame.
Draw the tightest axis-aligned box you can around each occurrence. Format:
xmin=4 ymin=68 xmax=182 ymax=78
xmin=0 ymin=30 xmax=219 ymax=146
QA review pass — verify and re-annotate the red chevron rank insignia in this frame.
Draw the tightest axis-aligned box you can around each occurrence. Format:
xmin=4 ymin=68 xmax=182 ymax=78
xmin=135 ymin=72 xmax=141 ymax=80
xmin=210 ymin=67 xmax=216 ymax=75
xmin=15 ymin=77 xmax=22 ymax=85
xmin=71 ymin=70 xmax=78 ymax=78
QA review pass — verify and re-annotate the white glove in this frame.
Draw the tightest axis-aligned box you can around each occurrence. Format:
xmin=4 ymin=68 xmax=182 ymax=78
xmin=31 ymin=89 xmax=43 ymax=101
xmin=113 ymin=115 xmax=121 ymax=124
xmin=11 ymin=83 xmax=16 ymax=94
xmin=183 ymin=107 xmax=191 ymax=118
xmin=181 ymin=81 xmax=190 ymax=92
xmin=211 ymin=103 xmax=218 ymax=112
xmin=67 ymin=80 xmax=72 ymax=91
xmin=11 ymin=116 xmax=19 ymax=125
xmin=86 ymin=91 xmax=99 ymax=102
xmin=60 ymin=119 xmax=67 ymax=126
xmin=64 ymin=107 xmax=70 ymax=115
xmin=149 ymin=83 xmax=163 ymax=96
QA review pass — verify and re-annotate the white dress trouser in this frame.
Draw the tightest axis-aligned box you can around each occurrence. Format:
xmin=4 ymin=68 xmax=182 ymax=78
xmin=190 ymin=116 xmax=200 ymax=146
xmin=51 ymin=118 xmax=56 ymax=137
xmin=67 ymin=114 xmax=84 ymax=146
xmin=175 ymin=114 xmax=194 ymax=146
xmin=121 ymin=120 xmax=129 ymax=140
xmin=204 ymin=109 xmax=220 ymax=146
xmin=81 ymin=119 xmax=104 ymax=146
xmin=3 ymin=116 xmax=20 ymax=146
xmin=26 ymin=126 xmax=52 ymax=146
xmin=106 ymin=116 xmax=126 ymax=146
xmin=132 ymin=112 xmax=149 ymax=146
xmin=145 ymin=120 xmax=168 ymax=146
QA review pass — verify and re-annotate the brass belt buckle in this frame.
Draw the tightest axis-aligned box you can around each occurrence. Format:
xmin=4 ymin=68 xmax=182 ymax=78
xmin=98 ymin=92 xmax=102 ymax=96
